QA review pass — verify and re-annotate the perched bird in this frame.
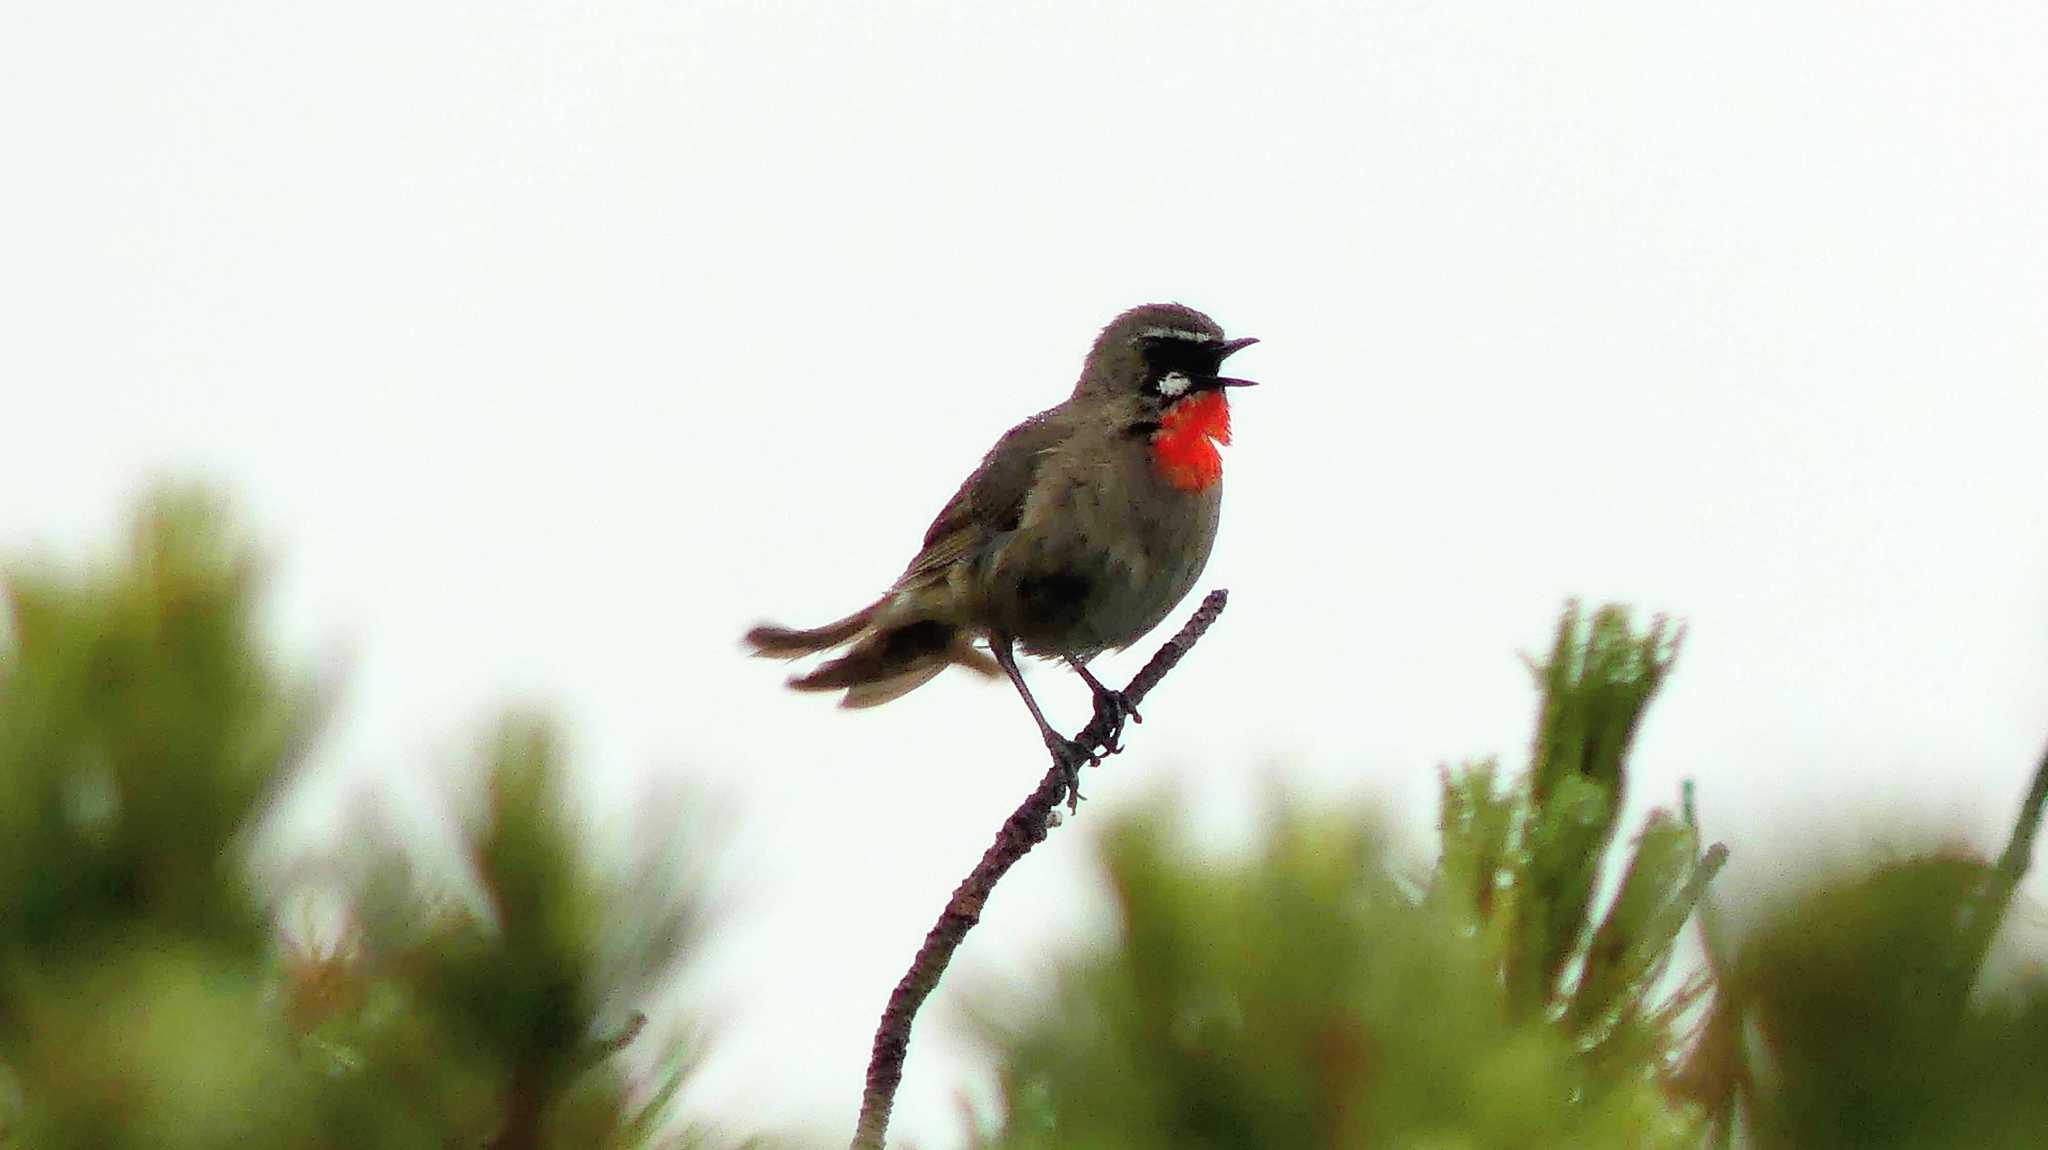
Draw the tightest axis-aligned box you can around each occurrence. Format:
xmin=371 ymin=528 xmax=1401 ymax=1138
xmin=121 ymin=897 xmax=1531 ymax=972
xmin=745 ymin=302 xmax=1257 ymax=782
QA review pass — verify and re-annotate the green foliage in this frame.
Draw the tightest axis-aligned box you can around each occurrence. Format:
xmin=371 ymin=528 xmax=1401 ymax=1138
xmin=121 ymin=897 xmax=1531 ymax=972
xmin=0 ymin=489 xmax=714 ymax=1149
xmin=1437 ymin=608 xmax=1724 ymax=1088
xmin=966 ymin=601 xmax=2048 ymax=1145
xmin=9 ymin=490 xmax=2048 ymax=1150
xmin=973 ymin=605 xmax=1718 ymax=1149
xmin=967 ymin=599 xmax=2048 ymax=1149
xmin=976 ymin=807 xmax=1700 ymax=1150
xmin=1510 ymin=603 xmax=1688 ymax=1017
xmin=0 ymin=491 xmax=289 ymax=953
xmin=1689 ymin=853 xmax=2048 ymax=1150
xmin=281 ymin=715 xmax=712 ymax=1149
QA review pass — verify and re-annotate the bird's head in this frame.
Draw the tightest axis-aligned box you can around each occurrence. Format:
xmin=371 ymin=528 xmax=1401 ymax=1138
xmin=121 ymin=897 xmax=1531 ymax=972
xmin=1076 ymin=303 xmax=1258 ymax=492
xmin=1076 ymin=303 xmax=1260 ymax=407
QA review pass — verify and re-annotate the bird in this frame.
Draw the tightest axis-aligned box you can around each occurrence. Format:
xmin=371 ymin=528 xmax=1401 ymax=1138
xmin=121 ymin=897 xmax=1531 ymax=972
xmin=745 ymin=302 xmax=1257 ymax=787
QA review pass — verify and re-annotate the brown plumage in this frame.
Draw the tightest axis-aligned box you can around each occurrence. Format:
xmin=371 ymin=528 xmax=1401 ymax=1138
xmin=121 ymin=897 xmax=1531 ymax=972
xmin=746 ymin=606 xmax=998 ymax=708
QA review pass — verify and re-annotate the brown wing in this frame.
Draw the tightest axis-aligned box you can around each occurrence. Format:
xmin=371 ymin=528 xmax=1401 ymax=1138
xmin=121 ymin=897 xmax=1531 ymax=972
xmin=896 ymin=406 xmax=1069 ymax=589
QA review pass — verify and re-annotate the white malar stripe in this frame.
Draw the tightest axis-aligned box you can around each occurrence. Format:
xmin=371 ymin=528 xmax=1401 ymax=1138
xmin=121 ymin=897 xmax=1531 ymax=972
xmin=1156 ymin=371 xmax=1192 ymax=397
xmin=1139 ymin=326 xmax=1219 ymax=342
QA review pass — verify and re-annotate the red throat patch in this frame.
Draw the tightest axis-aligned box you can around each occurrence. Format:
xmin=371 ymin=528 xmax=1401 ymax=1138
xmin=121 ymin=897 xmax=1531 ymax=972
xmin=1151 ymin=391 xmax=1232 ymax=492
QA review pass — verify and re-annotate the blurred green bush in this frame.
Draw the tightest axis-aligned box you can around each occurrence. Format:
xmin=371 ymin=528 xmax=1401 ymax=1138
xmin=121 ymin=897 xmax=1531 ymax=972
xmin=0 ymin=491 xmax=710 ymax=1149
xmin=969 ymin=608 xmax=2048 ymax=1150
xmin=3 ymin=492 xmax=2043 ymax=1149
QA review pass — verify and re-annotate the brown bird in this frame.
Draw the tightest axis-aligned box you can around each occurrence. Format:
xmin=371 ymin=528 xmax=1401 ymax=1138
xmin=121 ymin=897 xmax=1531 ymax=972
xmin=746 ymin=302 xmax=1257 ymax=783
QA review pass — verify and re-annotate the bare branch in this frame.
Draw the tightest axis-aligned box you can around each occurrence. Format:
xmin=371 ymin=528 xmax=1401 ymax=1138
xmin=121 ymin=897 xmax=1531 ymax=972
xmin=849 ymin=589 xmax=1231 ymax=1150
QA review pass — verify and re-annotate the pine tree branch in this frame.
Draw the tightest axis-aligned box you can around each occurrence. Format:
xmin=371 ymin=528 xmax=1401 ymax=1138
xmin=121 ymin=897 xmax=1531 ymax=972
xmin=848 ymin=589 xmax=1231 ymax=1150
xmin=1960 ymin=737 xmax=2048 ymax=988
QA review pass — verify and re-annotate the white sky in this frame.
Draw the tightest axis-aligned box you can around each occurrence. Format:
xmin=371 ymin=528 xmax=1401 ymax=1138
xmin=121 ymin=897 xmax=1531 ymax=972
xmin=5 ymin=2 xmax=2047 ymax=1144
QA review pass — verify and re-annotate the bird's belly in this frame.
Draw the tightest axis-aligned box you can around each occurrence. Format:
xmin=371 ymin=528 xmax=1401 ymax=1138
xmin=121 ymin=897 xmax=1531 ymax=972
xmin=985 ymin=475 xmax=1222 ymax=658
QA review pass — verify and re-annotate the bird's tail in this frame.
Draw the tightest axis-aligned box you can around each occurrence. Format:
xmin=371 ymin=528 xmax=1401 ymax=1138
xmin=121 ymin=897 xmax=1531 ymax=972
xmin=743 ymin=602 xmax=880 ymax=658
xmin=744 ymin=600 xmax=998 ymax=708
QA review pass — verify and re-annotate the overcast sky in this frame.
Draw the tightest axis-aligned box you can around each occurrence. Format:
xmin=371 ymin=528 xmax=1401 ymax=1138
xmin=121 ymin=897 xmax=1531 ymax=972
xmin=6 ymin=2 xmax=2047 ymax=1144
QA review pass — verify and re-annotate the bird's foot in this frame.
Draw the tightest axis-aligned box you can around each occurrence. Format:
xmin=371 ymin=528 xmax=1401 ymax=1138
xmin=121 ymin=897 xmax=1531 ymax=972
xmin=1087 ymin=688 xmax=1143 ymax=756
xmin=1043 ymin=732 xmax=1098 ymax=809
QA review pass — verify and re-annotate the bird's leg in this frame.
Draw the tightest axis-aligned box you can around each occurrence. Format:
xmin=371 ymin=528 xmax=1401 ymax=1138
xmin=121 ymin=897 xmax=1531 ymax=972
xmin=992 ymin=634 xmax=1095 ymax=802
xmin=1062 ymin=654 xmax=1141 ymax=755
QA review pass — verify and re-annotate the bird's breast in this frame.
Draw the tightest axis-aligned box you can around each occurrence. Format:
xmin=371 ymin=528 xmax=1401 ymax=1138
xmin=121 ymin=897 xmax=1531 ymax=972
xmin=987 ymin=437 xmax=1223 ymax=657
xmin=1149 ymin=392 xmax=1232 ymax=492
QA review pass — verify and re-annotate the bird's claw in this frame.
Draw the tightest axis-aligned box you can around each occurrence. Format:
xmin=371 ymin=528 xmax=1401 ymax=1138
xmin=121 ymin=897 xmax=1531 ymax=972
xmin=1043 ymin=733 xmax=1098 ymax=809
xmin=1088 ymin=688 xmax=1142 ymax=756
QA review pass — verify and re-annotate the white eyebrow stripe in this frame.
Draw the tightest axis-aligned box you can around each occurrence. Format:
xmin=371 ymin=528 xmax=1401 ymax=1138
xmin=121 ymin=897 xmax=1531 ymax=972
xmin=1139 ymin=326 xmax=1219 ymax=342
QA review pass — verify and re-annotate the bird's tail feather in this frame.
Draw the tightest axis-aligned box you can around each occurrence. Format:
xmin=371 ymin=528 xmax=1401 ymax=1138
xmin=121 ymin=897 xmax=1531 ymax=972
xmin=758 ymin=615 xmax=997 ymax=708
xmin=743 ymin=601 xmax=882 ymax=658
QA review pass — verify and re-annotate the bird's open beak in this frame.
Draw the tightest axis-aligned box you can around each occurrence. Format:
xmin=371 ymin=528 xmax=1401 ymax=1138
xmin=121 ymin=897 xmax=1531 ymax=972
xmin=1195 ymin=336 xmax=1260 ymax=390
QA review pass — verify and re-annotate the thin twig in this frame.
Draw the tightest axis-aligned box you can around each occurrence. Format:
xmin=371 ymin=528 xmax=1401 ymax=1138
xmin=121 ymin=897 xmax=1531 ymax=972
xmin=848 ymin=589 xmax=1230 ymax=1150
xmin=1960 ymin=737 xmax=2048 ymax=988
